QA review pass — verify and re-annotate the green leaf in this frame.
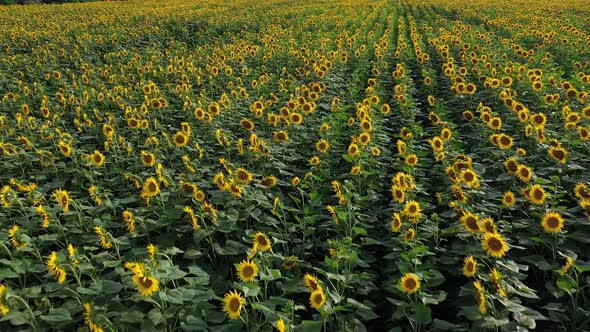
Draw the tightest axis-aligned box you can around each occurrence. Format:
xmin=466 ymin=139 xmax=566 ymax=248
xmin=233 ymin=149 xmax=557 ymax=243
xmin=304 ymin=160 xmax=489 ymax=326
xmin=556 ymin=277 xmax=576 ymax=292
xmin=101 ymin=280 xmax=124 ymax=294
xmin=414 ymin=303 xmax=432 ymax=324
xmin=40 ymin=308 xmax=72 ymax=322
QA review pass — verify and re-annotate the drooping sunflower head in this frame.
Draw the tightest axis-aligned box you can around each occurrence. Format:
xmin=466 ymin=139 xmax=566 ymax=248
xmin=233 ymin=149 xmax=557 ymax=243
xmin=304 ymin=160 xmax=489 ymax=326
xmin=304 ymin=273 xmax=320 ymax=292
xmin=253 ymin=232 xmax=271 ymax=252
xmin=133 ymin=274 xmax=159 ymax=297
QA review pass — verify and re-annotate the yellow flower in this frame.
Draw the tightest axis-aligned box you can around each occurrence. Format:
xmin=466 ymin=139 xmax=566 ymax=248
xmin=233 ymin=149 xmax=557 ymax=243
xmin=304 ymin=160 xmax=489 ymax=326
xmin=141 ymin=151 xmax=156 ymax=167
xmin=390 ymin=213 xmax=403 ymax=232
xmin=237 ymin=260 xmax=259 ymax=282
xmin=8 ymin=225 xmax=26 ymax=250
xmin=142 ymin=177 xmax=160 ymax=198
xmin=183 ymin=207 xmax=200 ymax=230
xmin=526 ymin=184 xmax=546 ymax=205
xmin=405 ymin=154 xmax=418 ymax=167
xmin=0 ymin=284 xmax=10 ymax=316
xmin=315 ymin=139 xmax=330 ymax=154
xmin=548 ymin=146 xmax=568 ymax=164
xmin=253 ymin=232 xmax=272 ymax=252
xmin=460 ymin=212 xmax=481 ymax=234
xmin=88 ymin=150 xmax=105 ymax=167
xmin=132 ymin=273 xmax=159 ymax=296
xmin=276 ymin=319 xmax=286 ymax=332
xmin=52 ymin=189 xmax=70 ymax=212
xmin=309 ymin=288 xmax=326 ymax=310
xmin=399 ymin=273 xmax=421 ymax=294
xmin=222 ymin=290 xmax=245 ymax=320
xmin=559 ymin=257 xmax=575 ymax=276
xmin=463 ymin=256 xmax=477 ymax=277
xmin=304 ymin=273 xmax=321 ymax=292
xmin=173 ymin=131 xmax=189 ymax=147
xmin=502 ymin=192 xmax=516 ymax=207
xmin=541 ymin=211 xmax=564 ymax=233
xmin=94 ymin=226 xmax=112 ymax=249
xmin=234 ymin=167 xmax=253 ymax=185
xmin=402 ymin=200 xmax=421 ymax=221
xmin=482 ymin=232 xmax=509 ymax=258
xmin=473 ymin=280 xmax=487 ymax=314
xmin=47 ymin=251 xmax=67 ymax=284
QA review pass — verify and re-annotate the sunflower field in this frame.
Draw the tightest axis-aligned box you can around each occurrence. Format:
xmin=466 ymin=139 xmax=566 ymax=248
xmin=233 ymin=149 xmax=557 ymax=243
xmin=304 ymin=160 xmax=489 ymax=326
xmin=1 ymin=0 xmax=590 ymax=331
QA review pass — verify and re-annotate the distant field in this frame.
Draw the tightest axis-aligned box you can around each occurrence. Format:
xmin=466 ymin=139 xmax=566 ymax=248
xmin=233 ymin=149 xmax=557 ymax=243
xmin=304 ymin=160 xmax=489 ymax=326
xmin=1 ymin=0 xmax=590 ymax=331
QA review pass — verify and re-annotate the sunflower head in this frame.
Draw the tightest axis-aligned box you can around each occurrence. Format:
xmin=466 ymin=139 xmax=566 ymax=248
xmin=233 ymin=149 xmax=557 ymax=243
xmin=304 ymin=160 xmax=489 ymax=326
xmin=541 ymin=211 xmax=564 ymax=233
xmin=482 ymin=232 xmax=508 ymax=258
xmin=309 ymin=289 xmax=326 ymax=310
xmin=463 ymin=256 xmax=477 ymax=277
xmin=237 ymin=260 xmax=259 ymax=283
xmin=222 ymin=290 xmax=245 ymax=320
xmin=253 ymin=232 xmax=271 ymax=252
xmin=399 ymin=273 xmax=421 ymax=294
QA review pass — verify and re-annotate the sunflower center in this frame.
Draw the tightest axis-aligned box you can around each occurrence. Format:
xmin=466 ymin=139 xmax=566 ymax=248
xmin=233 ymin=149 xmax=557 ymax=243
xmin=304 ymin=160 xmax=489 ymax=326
xmin=488 ymin=237 xmax=502 ymax=251
xmin=409 ymin=205 xmax=417 ymax=214
xmin=144 ymin=155 xmax=153 ymax=163
xmin=257 ymin=236 xmax=268 ymax=246
xmin=463 ymin=172 xmax=474 ymax=182
xmin=237 ymin=171 xmax=248 ymax=181
xmin=313 ymin=293 xmax=323 ymax=304
xmin=552 ymin=150 xmax=564 ymax=160
xmin=546 ymin=217 xmax=559 ymax=228
xmin=176 ymin=135 xmax=185 ymax=144
xmin=148 ymin=182 xmax=157 ymax=192
xmin=229 ymin=297 xmax=241 ymax=312
xmin=405 ymin=278 xmax=417 ymax=290
xmin=242 ymin=265 xmax=254 ymax=278
xmin=466 ymin=262 xmax=474 ymax=271
xmin=500 ymin=136 xmax=510 ymax=145
xmin=139 ymin=276 xmax=153 ymax=288
xmin=533 ymin=189 xmax=543 ymax=200
xmin=466 ymin=217 xmax=478 ymax=230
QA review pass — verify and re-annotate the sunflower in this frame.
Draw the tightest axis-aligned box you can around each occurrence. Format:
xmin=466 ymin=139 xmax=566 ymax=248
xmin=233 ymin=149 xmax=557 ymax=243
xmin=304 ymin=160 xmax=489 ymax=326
xmin=429 ymin=136 xmax=444 ymax=153
xmin=143 ymin=177 xmax=160 ymax=198
xmin=548 ymin=146 xmax=568 ymax=164
xmin=131 ymin=273 xmax=159 ymax=297
xmin=390 ymin=213 xmax=403 ymax=232
xmin=497 ymin=134 xmax=513 ymax=150
xmin=304 ymin=273 xmax=320 ymax=292
xmin=141 ymin=151 xmax=156 ymax=167
xmin=399 ymin=273 xmax=421 ymax=294
xmin=173 ymin=131 xmax=189 ymax=147
xmin=482 ymin=232 xmax=509 ymax=258
xmin=276 ymin=319 xmax=286 ymax=332
xmin=309 ymin=289 xmax=326 ymax=310
xmin=541 ymin=211 xmax=564 ymax=233
xmin=253 ymin=232 xmax=271 ymax=252
xmin=260 ymin=176 xmax=277 ymax=188
xmin=516 ymin=164 xmax=533 ymax=182
xmin=391 ymin=185 xmax=405 ymax=203
xmin=87 ymin=150 xmax=105 ymax=167
xmin=463 ymin=256 xmax=477 ymax=277
xmin=502 ymin=191 xmax=516 ymax=207
xmin=348 ymin=143 xmax=360 ymax=157
xmin=274 ymin=130 xmax=289 ymax=142
xmin=223 ymin=290 xmax=245 ymax=320
xmin=397 ymin=140 xmax=407 ymax=155
xmin=527 ymin=184 xmax=546 ymax=205
xmin=235 ymin=167 xmax=253 ymax=185
xmin=441 ymin=128 xmax=452 ymax=141
xmin=358 ymin=132 xmax=371 ymax=146
xmin=405 ymin=154 xmax=418 ymax=167
xmin=531 ymin=113 xmax=546 ymax=127
xmin=404 ymin=228 xmax=415 ymax=242
xmin=52 ymin=189 xmax=70 ymax=212
xmin=240 ymin=119 xmax=255 ymax=130
xmin=315 ymin=139 xmax=330 ymax=153
xmin=560 ymin=257 xmax=575 ymax=276
xmin=58 ymin=141 xmax=72 ymax=156
xmin=402 ymin=200 xmax=421 ymax=221
xmin=473 ymin=281 xmax=487 ymax=314
xmin=463 ymin=110 xmax=475 ymax=122
xmin=237 ymin=260 xmax=259 ymax=282
xmin=461 ymin=212 xmax=481 ymax=234
xmin=574 ymin=182 xmax=590 ymax=200
xmin=460 ymin=169 xmax=478 ymax=187
xmin=289 ymin=113 xmax=303 ymax=125
xmin=47 ymin=251 xmax=67 ymax=284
